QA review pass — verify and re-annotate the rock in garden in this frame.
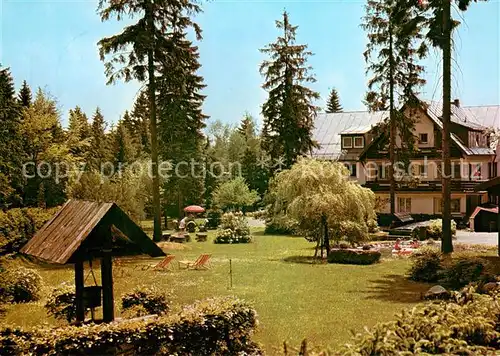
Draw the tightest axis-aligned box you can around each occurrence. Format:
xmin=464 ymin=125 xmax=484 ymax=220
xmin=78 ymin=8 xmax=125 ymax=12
xmin=482 ymin=282 xmax=500 ymax=294
xmin=424 ymin=285 xmax=450 ymax=300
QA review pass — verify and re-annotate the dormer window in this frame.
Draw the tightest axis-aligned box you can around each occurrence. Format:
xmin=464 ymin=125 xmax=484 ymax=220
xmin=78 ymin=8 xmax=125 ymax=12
xmin=354 ymin=136 xmax=364 ymax=148
xmin=342 ymin=137 xmax=353 ymax=148
xmin=419 ymin=133 xmax=428 ymax=144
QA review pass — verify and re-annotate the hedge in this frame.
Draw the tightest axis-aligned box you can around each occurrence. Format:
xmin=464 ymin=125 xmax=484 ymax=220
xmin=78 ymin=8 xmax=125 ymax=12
xmin=327 ymin=249 xmax=381 ymax=265
xmin=0 ymin=207 xmax=58 ymax=256
xmin=342 ymin=288 xmax=500 ymax=355
xmin=0 ymin=296 xmax=261 ymax=355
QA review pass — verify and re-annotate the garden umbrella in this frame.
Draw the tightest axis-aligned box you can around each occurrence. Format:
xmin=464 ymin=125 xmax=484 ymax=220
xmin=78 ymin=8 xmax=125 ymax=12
xmin=184 ymin=205 xmax=205 ymax=214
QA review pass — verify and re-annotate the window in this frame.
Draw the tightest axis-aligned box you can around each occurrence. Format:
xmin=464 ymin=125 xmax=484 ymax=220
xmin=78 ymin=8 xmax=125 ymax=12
xmin=419 ymin=164 xmax=427 ymax=177
xmin=350 ymin=163 xmax=357 ymax=177
xmin=450 ymin=198 xmax=460 ymax=213
xmin=379 ymin=164 xmax=390 ymax=179
xmin=398 ymin=197 xmax=411 ymax=213
xmin=453 ymin=163 xmax=462 ymax=179
xmin=434 ymin=198 xmax=460 ymax=213
xmin=419 ymin=133 xmax=429 ymax=144
xmin=344 ymin=162 xmax=357 ymax=177
xmin=434 ymin=198 xmax=442 ymax=214
xmin=471 ymin=163 xmax=482 ymax=180
xmin=354 ymin=136 xmax=364 ymax=148
xmin=342 ymin=136 xmax=352 ymax=148
xmin=489 ymin=162 xmax=498 ymax=179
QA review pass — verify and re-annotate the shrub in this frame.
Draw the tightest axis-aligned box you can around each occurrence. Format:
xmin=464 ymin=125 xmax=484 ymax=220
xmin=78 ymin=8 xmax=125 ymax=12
xmin=0 ymin=207 xmax=58 ymax=256
xmin=121 ymin=304 xmax=149 ymax=319
xmin=206 ymin=209 xmax=222 ymax=229
xmin=214 ymin=228 xmax=252 ymax=244
xmin=121 ymin=285 xmax=170 ymax=316
xmin=214 ymin=212 xmax=252 ymax=244
xmin=0 ymin=267 xmax=43 ymax=303
xmin=265 ymin=214 xmax=299 ymax=235
xmin=408 ymin=247 xmax=442 ymax=282
xmin=342 ymin=290 xmax=500 ymax=355
xmin=44 ymin=283 xmax=76 ymax=322
xmin=409 ymin=249 xmax=496 ymax=289
xmin=442 ymin=255 xmax=495 ymax=290
xmin=0 ymin=296 xmax=261 ymax=355
xmin=327 ymin=249 xmax=381 ymax=265
xmin=425 ymin=218 xmax=457 ymax=240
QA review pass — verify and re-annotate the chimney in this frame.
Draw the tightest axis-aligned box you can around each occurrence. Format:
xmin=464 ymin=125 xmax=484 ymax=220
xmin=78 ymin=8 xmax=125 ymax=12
xmin=453 ymin=99 xmax=460 ymax=108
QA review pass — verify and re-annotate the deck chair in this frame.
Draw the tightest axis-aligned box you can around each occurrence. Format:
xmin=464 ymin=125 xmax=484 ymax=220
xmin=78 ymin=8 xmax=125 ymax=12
xmin=178 ymin=254 xmax=212 ymax=270
xmin=142 ymin=255 xmax=175 ymax=271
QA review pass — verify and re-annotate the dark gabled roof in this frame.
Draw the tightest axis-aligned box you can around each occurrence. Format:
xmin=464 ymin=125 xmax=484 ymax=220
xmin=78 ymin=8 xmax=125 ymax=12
xmin=21 ymin=200 xmax=165 ymax=264
xmin=311 ymin=111 xmax=388 ymax=159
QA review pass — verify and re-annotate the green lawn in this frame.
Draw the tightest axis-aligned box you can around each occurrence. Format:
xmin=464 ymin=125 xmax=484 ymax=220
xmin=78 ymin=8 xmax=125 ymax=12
xmin=3 ymin=228 xmax=431 ymax=353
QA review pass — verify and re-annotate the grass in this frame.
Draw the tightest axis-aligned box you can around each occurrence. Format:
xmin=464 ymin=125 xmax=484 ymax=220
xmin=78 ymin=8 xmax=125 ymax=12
xmin=2 ymin=227 xmax=432 ymax=353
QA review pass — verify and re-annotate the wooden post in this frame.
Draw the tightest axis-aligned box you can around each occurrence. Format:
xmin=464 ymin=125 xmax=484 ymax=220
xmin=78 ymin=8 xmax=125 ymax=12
xmin=229 ymin=259 xmax=233 ymax=289
xmin=75 ymin=260 xmax=85 ymax=323
xmin=101 ymin=248 xmax=114 ymax=322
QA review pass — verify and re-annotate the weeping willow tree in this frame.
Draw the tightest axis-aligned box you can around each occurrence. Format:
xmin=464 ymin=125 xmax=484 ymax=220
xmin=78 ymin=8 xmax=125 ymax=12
xmin=270 ymin=159 xmax=377 ymax=258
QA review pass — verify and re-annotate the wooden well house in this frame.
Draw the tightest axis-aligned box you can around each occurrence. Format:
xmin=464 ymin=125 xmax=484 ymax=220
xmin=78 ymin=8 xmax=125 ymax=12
xmin=21 ymin=200 xmax=165 ymax=323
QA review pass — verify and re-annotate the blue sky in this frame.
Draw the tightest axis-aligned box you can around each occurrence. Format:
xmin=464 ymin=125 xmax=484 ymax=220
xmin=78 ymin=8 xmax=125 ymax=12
xmin=1 ymin=0 xmax=499 ymax=128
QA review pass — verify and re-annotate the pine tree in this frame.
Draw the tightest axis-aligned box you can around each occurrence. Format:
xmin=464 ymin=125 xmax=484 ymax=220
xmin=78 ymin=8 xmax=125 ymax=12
xmin=424 ymin=0 xmax=483 ymax=254
xmin=67 ymin=106 xmax=91 ymax=159
xmin=21 ymin=88 xmax=69 ymax=207
xmin=89 ymin=107 xmax=109 ymax=170
xmin=131 ymin=91 xmax=151 ymax=154
xmin=0 ymin=65 xmax=23 ymax=207
xmin=260 ymin=11 xmax=320 ymax=169
xmin=238 ymin=113 xmax=256 ymax=138
xmin=362 ymin=0 xmax=427 ymax=216
xmin=113 ymin=120 xmax=136 ymax=166
xmin=98 ymin=0 xmax=202 ymax=241
xmin=325 ymin=88 xmax=343 ymax=113
xmin=156 ymin=26 xmax=208 ymax=217
xmin=18 ymin=80 xmax=32 ymax=107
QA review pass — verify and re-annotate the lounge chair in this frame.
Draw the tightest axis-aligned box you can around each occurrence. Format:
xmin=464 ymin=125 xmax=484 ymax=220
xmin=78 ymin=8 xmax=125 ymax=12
xmin=178 ymin=254 xmax=211 ymax=270
xmin=142 ymin=255 xmax=175 ymax=271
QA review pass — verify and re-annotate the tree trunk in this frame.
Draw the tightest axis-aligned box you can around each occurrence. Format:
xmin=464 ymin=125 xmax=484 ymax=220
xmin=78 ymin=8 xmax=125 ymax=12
xmin=322 ymin=215 xmax=330 ymax=258
xmin=388 ymin=24 xmax=396 ymax=219
xmin=441 ymin=0 xmax=453 ymax=254
xmin=146 ymin=1 xmax=162 ymax=242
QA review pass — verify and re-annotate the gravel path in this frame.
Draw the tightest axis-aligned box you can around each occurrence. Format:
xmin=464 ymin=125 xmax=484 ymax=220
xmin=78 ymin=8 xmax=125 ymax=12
xmin=456 ymin=231 xmax=498 ymax=246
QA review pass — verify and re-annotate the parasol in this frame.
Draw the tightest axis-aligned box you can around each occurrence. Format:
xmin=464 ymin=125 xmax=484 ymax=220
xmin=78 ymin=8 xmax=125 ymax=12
xmin=183 ymin=205 xmax=205 ymax=213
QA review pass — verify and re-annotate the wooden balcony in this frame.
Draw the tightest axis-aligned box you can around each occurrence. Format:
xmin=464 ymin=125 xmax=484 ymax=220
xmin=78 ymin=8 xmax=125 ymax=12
xmin=363 ymin=179 xmax=486 ymax=193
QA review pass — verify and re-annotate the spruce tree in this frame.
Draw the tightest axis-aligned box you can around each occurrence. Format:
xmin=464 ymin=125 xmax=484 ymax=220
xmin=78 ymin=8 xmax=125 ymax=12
xmin=67 ymin=106 xmax=91 ymax=159
xmin=362 ymin=0 xmax=427 ymax=216
xmin=18 ymin=80 xmax=32 ymax=108
xmin=238 ymin=113 xmax=256 ymax=138
xmin=156 ymin=26 xmax=207 ymax=217
xmin=98 ymin=0 xmax=202 ymax=241
xmin=0 ymin=66 xmax=23 ymax=207
xmin=260 ymin=11 xmax=320 ymax=169
xmin=325 ymin=88 xmax=343 ymax=113
xmin=113 ymin=120 xmax=136 ymax=165
xmin=424 ymin=0 xmax=483 ymax=254
xmin=131 ymin=91 xmax=151 ymax=154
xmin=89 ymin=107 xmax=109 ymax=170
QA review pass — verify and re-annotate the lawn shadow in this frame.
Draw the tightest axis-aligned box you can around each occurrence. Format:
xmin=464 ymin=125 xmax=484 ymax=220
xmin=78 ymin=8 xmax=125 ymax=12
xmin=282 ymin=255 xmax=326 ymax=265
xmin=354 ymin=274 xmax=431 ymax=303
